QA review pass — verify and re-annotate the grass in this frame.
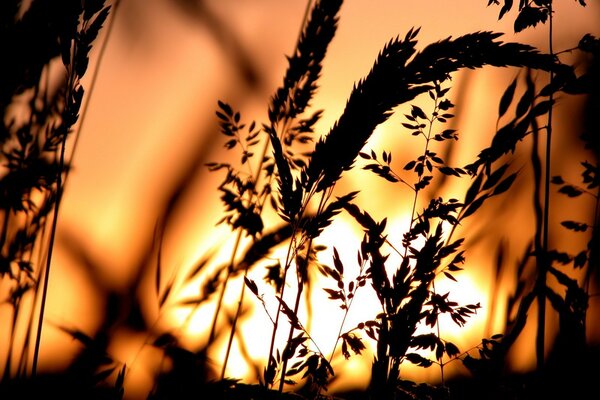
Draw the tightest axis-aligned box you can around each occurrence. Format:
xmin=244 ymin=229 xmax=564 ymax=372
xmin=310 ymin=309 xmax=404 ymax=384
xmin=0 ymin=0 xmax=111 ymax=383
xmin=1 ymin=0 xmax=599 ymax=399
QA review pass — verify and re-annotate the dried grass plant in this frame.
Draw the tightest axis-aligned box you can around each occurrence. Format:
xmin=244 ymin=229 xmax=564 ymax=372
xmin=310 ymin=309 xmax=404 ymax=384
xmin=1 ymin=0 xmax=599 ymax=399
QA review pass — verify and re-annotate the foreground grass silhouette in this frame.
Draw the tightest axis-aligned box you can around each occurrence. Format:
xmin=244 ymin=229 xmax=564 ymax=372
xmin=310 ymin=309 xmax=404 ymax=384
xmin=1 ymin=0 xmax=599 ymax=399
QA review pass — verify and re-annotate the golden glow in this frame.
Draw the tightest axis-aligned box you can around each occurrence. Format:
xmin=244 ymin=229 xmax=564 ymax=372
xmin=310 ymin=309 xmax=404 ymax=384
xmin=3 ymin=1 xmax=600 ymax=399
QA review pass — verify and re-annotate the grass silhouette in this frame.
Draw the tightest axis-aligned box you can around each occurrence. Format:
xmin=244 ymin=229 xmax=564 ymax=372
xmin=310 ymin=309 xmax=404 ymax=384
xmin=1 ymin=0 xmax=599 ymax=399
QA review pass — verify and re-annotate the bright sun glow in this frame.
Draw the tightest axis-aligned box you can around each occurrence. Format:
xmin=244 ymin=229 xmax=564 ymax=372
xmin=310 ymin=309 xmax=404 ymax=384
xmin=164 ymin=205 xmax=494 ymax=391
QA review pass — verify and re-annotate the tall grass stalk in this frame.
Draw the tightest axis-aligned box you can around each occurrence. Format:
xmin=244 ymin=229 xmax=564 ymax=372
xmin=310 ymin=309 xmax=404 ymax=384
xmin=536 ymin=0 xmax=554 ymax=373
xmin=31 ymin=3 xmax=112 ymax=376
xmin=217 ymin=2 xmax=317 ymax=380
xmin=0 ymin=1 xmax=111 ymax=379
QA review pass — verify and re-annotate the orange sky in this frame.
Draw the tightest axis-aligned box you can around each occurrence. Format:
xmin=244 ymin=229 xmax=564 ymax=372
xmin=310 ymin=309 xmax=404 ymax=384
xmin=17 ymin=0 xmax=600 ymax=398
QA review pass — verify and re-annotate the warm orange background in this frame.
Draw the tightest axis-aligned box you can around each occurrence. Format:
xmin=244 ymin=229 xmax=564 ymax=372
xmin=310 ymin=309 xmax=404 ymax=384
xmin=8 ymin=1 xmax=599 ymax=398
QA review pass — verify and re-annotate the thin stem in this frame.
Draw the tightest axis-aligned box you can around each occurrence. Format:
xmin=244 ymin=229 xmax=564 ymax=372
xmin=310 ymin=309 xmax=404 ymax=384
xmin=32 ymin=1 xmax=118 ymax=377
xmin=531 ymin=100 xmax=545 ymax=372
xmin=32 ymin=26 xmax=80 ymax=375
xmin=213 ymin=116 xmax=273 ymax=354
xmin=264 ymin=191 xmax=316 ymax=387
xmin=263 ymin=0 xmax=316 ymax=387
xmin=219 ymin=113 xmax=304 ymax=376
xmin=297 ymin=0 xmax=314 ymax=45
xmin=264 ymin=184 xmax=315 ymax=388
xmin=2 ymin=299 xmax=17 ymax=381
xmin=536 ymin=1 xmax=554 ymax=374
xmin=266 ymin=222 xmax=299 ymax=387
xmin=221 ymin=243 xmax=251 ymax=379
xmin=0 ymin=212 xmax=9 ymax=260
xmin=277 ymin=271 xmax=304 ymax=393
xmin=326 ymin=263 xmax=365 ymax=366
xmin=221 ymin=0 xmax=317 ymax=381
xmin=222 ymin=119 xmax=294 ymax=377
xmin=16 ymin=212 xmax=40 ymax=378
xmin=432 ymin=280 xmax=445 ymax=386
xmin=31 ymin=140 xmax=67 ymax=377
xmin=208 ymin=229 xmax=244 ymax=345
xmin=19 ymin=52 xmax=53 ymax=380
xmin=314 ymin=260 xmax=368 ymax=397
xmin=406 ymin=97 xmax=439 ymax=255
xmin=583 ymin=194 xmax=600 ymax=305
xmin=278 ymin=191 xmax=327 ymax=393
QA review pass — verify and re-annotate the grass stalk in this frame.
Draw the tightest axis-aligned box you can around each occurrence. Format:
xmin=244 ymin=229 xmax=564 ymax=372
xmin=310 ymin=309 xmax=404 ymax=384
xmin=530 ymin=82 xmax=546 ymax=374
xmin=220 ymin=113 xmax=286 ymax=376
xmin=31 ymin=139 xmax=66 ymax=377
xmin=28 ymin=1 xmax=113 ymax=378
xmin=407 ymin=89 xmax=439 ymax=249
xmin=0 ymin=205 xmax=8 ymax=252
xmin=63 ymin=0 xmax=121 ymax=192
xmin=536 ymin=1 xmax=555 ymax=373
xmin=2 ymin=305 xmax=17 ymax=381
xmin=406 ymin=87 xmax=448 ymax=385
xmin=219 ymin=1 xmax=317 ymax=380
xmin=208 ymin=229 xmax=244 ymax=346
xmin=432 ymin=281 xmax=445 ymax=385
xmin=583 ymin=193 xmax=599 ymax=302
xmin=265 ymin=225 xmax=297 ymax=386
xmin=220 ymin=258 xmax=248 ymax=380
xmin=32 ymin=53 xmax=80 ymax=375
xmin=277 ymin=190 xmax=328 ymax=393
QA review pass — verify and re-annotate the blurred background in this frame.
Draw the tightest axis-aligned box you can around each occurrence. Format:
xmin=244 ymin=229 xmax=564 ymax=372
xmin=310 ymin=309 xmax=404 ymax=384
xmin=2 ymin=0 xmax=600 ymax=398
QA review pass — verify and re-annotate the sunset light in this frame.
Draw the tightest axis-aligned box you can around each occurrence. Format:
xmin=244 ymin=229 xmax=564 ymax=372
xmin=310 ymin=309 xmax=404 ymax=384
xmin=1 ymin=1 xmax=600 ymax=399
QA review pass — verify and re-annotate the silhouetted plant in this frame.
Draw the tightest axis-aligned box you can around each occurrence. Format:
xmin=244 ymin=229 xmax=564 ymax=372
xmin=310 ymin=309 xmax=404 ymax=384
xmin=2 ymin=1 xmax=599 ymax=399
xmin=350 ymin=82 xmax=476 ymax=397
xmin=458 ymin=2 xmax=598 ymax=390
xmin=197 ymin=0 xmax=595 ymax=397
xmin=0 ymin=0 xmax=111 ymax=383
xmin=200 ymin=6 xmax=584 ymax=399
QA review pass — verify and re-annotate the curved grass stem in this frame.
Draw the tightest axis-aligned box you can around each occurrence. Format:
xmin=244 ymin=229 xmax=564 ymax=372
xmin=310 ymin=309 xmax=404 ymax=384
xmin=536 ymin=1 xmax=555 ymax=374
